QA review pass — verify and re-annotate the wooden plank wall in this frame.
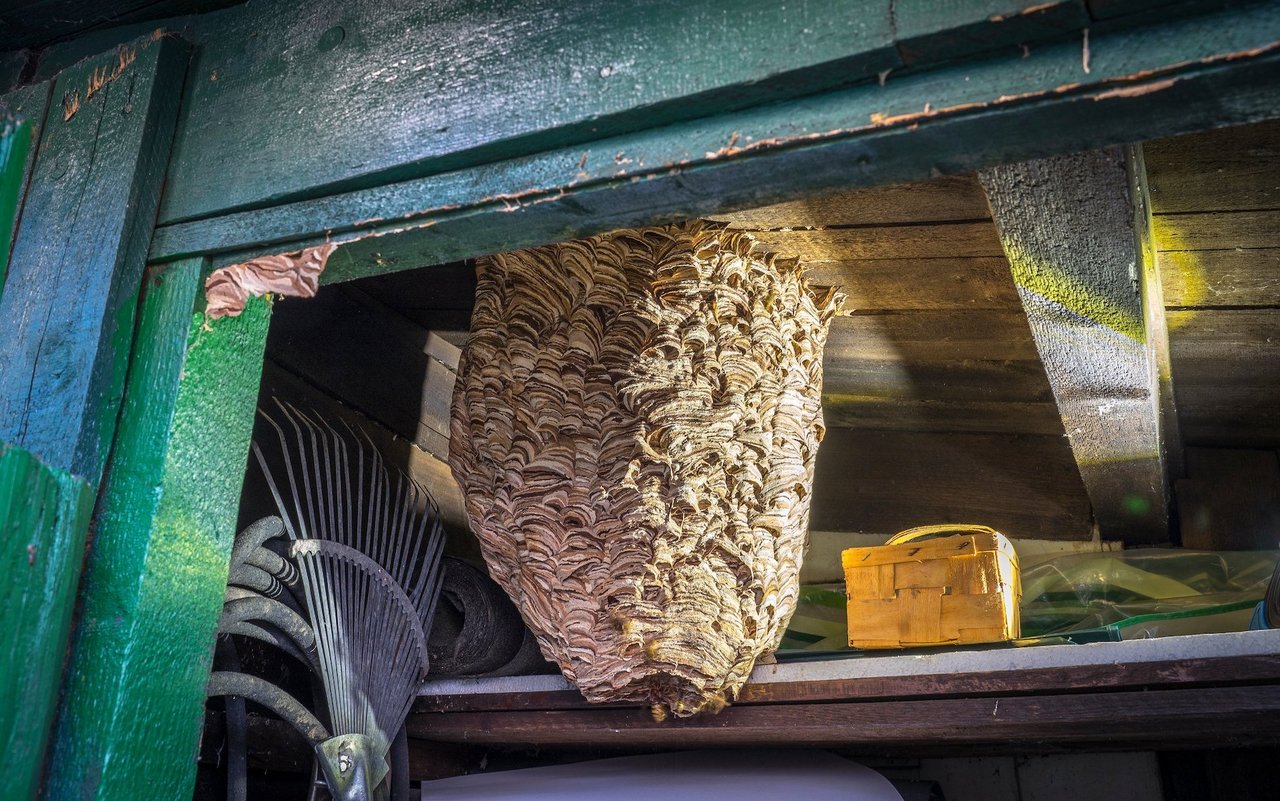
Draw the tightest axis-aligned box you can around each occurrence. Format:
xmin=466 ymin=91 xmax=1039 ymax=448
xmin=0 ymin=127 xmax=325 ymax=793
xmin=273 ymin=184 xmax=1098 ymax=542
xmin=1147 ymin=121 xmax=1280 ymax=448
xmin=1145 ymin=119 xmax=1280 ymax=549
xmin=712 ymin=177 xmax=1094 ymax=540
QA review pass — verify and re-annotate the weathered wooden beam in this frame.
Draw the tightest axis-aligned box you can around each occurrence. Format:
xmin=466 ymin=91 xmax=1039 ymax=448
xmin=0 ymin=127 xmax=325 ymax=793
xmin=46 ymin=263 xmax=272 ymax=800
xmin=408 ymin=685 xmax=1280 ymax=752
xmin=145 ymin=1 xmax=1280 ymax=284
xmin=0 ymin=444 xmax=93 ymax=801
xmin=158 ymin=0 xmax=900 ymax=224
xmin=0 ymin=79 xmax=52 ymax=291
xmin=979 ymin=147 xmax=1178 ymax=543
xmin=893 ymin=0 xmax=1089 ymax=66
xmin=0 ymin=102 xmax=31 ymax=285
xmin=415 ymin=630 xmax=1280 ymax=713
xmin=811 ymin=429 xmax=1093 ymax=540
xmin=1130 ymin=142 xmax=1183 ymax=480
xmin=0 ymin=34 xmax=189 ymax=483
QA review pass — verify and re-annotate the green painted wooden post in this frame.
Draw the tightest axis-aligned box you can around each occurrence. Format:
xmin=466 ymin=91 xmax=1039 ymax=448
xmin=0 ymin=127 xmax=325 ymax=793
xmin=0 ymin=106 xmax=31 ymax=286
xmin=0 ymin=77 xmax=52 ymax=298
xmin=0 ymin=34 xmax=189 ymax=485
xmin=0 ymin=445 xmax=93 ymax=801
xmin=47 ymin=258 xmax=272 ymax=799
xmin=0 ymin=76 xmax=93 ymax=801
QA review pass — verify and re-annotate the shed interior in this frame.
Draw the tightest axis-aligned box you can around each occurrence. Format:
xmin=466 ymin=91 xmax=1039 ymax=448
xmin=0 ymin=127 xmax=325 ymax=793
xmin=207 ymin=118 xmax=1280 ymax=799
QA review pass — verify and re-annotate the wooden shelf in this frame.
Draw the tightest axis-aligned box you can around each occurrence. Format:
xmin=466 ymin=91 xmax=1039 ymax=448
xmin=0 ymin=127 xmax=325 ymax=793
xmin=409 ymin=630 xmax=1280 ymax=754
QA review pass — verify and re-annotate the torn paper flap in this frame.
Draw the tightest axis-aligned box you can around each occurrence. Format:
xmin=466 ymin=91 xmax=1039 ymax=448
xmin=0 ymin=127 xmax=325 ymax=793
xmin=205 ymin=242 xmax=337 ymax=320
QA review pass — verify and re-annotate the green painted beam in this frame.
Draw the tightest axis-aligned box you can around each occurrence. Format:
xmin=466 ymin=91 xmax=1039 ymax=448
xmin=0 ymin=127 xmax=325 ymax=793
xmin=48 ymin=259 xmax=273 ymax=800
xmin=0 ymin=78 xmax=52 ymax=288
xmin=981 ymin=148 xmax=1172 ymax=543
xmin=147 ymin=2 xmax=1280 ymax=284
xmin=0 ymin=34 xmax=189 ymax=483
xmin=0 ymin=104 xmax=30 ymax=292
xmin=151 ymin=0 xmax=1257 ymax=229
xmin=159 ymin=0 xmax=905 ymax=223
xmin=0 ymin=444 xmax=93 ymax=801
xmin=893 ymin=0 xmax=1090 ymax=66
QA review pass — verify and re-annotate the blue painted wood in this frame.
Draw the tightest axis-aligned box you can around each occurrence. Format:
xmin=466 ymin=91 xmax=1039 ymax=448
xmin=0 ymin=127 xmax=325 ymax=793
xmin=0 ymin=34 xmax=189 ymax=483
xmin=146 ymin=1 xmax=1280 ymax=285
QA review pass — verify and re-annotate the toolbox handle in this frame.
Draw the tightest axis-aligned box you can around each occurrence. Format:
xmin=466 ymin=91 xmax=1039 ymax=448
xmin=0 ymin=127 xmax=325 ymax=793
xmin=885 ymin=524 xmax=1000 ymax=546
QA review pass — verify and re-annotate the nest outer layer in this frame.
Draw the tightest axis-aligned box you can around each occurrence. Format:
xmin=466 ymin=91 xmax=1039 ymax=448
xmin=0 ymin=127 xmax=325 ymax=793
xmin=450 ymin=221 xmax=842 ymax=717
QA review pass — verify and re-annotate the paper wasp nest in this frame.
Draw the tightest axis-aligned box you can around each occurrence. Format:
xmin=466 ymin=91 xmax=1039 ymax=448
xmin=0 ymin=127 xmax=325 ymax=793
xmin=450 ymin=221 xmax=841 ymax=717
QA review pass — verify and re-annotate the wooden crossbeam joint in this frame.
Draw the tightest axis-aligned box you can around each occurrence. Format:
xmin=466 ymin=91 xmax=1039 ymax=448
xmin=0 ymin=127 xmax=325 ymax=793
xmin=980 ymin=146 xmax=1177 ymax=543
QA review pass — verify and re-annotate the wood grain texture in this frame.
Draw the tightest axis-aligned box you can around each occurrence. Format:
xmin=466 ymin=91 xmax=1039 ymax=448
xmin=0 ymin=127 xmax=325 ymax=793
xmin=1167 ymin=308 xmax=1280 ymax=355
xmin=806 ymin=256 xmax=1022 ymax=311
xmin=159 ymin=0 xmax=898 ymax=223
xmin=416 ymin=631 xmax=1280 ymax=712
xmin=1168 ymin=308 xmax=1280 ymax=447
xmin=0 ymin=107 xmax=30 ymax=294
xmin=149 ymin=1 xmax=1280 ymax=271
xmin=0 ymin=80 xmax=49 ymax=286
xmin=894 ymin=0 xmax=1089 ymax=66
xmin=1174 ymin=387 xmax=1280 ymax=448
xmin=421 ymin=653 xmax=1280 ymax=714
xmin=822 ymin=358 xmax=1056 ymax=404
xmin=827 ymin=311 xmax=1041 ymax=362
xmin=809 ymin=429 xmax=1093 ymax=540
xmin=1176 ymin=447 xmax=1280 ymax=550
xmin=1131 ymin=141 xmax=1185 ymax=500
xmin=1146 ymin=115 xmax=1280 ymax=453
xmin=0 ymin=444 xmax=93 ymax=801
xmin=745 ymin=221 xmax=1006 ymax=262
xmin=1145 ymin=118 xmax=1280 ymax=214
xmin=266 ymin=283 xmax=457 ymax=460
xmin=47 ymin=267 xmax=271 ymax=801
xmin=1152 ymin=209 xmax=1280 ymax=252
xmin=710 ymin=174 xmax=992 ymax=229
xmin=823 ymin=397 xmax=1064 ymax=435
xmin=407 ymin=684 xmax=1280 ymax=751
xmin=1159 ymin=248 xmax=1280 ymax=308
xmin=982 ymin=147 xmax=1170 ymax=543
xmin=0 ymin=34 xmax=188 ymax=483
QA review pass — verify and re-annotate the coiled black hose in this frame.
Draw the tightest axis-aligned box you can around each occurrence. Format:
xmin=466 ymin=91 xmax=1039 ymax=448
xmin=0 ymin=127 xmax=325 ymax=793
xmin=206 ymin=671 xmax=329 ymax=746
xmin=220 ymin=594 xmax=318 ymax=667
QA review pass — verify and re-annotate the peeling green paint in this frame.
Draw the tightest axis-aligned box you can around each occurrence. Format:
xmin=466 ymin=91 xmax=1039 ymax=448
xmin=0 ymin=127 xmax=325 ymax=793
xmin=48 ymin=259 xmax=272 ymax=800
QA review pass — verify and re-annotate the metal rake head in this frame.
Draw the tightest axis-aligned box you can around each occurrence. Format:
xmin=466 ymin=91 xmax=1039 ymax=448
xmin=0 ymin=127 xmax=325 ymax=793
xmin=251 ymin=400 xmax=446 ymax=799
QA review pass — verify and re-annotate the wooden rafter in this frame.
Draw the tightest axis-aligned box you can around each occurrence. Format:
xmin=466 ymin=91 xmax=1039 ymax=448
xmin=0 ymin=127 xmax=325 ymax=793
xmin=979 ymin=147 xmax=1180 ymax=543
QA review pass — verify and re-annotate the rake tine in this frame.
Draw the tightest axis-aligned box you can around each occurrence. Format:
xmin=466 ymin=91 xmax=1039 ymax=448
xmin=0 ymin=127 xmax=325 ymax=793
xmin=252 ymin=401 xmax=448 ymax=793
xmin=256 ymin=410 xmax=307 ymax=540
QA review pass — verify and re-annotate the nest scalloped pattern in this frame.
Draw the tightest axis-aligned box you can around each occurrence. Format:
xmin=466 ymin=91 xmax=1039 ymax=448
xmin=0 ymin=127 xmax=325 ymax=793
xmin=450 ymin=221 xmax=842 ymax=717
